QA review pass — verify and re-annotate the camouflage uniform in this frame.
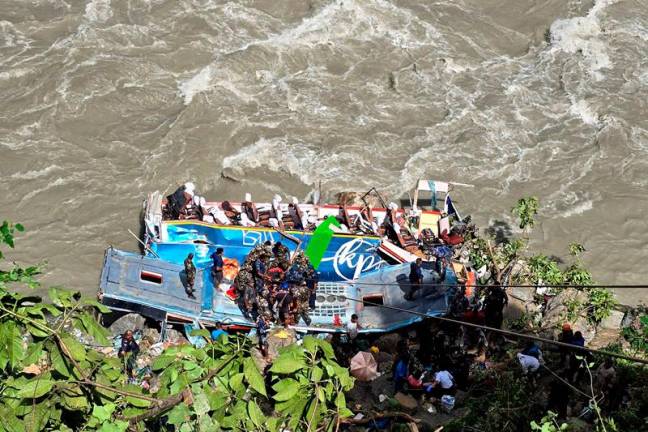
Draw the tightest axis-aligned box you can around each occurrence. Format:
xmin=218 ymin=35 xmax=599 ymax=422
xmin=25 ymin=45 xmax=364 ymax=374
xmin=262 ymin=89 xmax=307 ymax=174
xmin=303 ymin=260 xmax=318 ymax=309
xmin=257 ymin=288 xmax=274 ymax=321
xmin=184 ymin=255 xmax=196 ymax=297
xmin=235 ymin=265 xmax=256 ymax=317
xmin=293 ymin=283 xmax=312 ymax=326
xmin=273 ymin=243 xmax=291 ymax=270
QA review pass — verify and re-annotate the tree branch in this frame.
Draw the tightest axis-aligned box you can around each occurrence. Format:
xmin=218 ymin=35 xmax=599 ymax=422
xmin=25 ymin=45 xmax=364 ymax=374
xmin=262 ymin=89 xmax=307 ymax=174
xmin=119 ymin=354 xmax=237 ymax=425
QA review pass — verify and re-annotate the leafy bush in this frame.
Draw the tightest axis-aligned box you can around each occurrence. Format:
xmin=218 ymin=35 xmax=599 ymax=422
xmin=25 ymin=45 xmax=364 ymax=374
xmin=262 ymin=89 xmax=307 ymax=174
xmin=568 ymin=243 xmax=586 ymax=258
xmin=445 ymin=371 xmax=541 ymax=432
xmin=528 ymin=255 xmax=564 ymax=285
xmin=512 ymin=197 xmax=539 ymax=230
xmin=586 ymin=288 xmax=618 ymax=324
xmin=563 ymin=263 xmax=593 ymax=287
xmin=621 ymin=313 xmax=648 ymax=354
xmin=530 ymin=411 xmax=569 ymax=431
xmin=0 ymin=221 xmax=354 ymax=432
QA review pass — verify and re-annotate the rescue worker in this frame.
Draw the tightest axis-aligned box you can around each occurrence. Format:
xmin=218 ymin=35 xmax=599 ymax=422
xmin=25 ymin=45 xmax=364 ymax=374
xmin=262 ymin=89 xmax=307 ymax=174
xmin=448 ymin=286 xmax=469 ymax=318
xmin=253 ymin=248 xmax=270 ymax=294
xmin=184 ymin=253 xmax=196 ymax=298
xmin=558 ymin=323 xmax=574 ymax=368
xmin=235 ymin=262 xmax=256 ymax=318
xmin=293 ymin=282 xmax=312 ymax=326
xmin=285 ymin=255 xmax=306 ymax=287
xmin=406 ymin=258 xmax=424 ymax=300
xmin=256 ymin=314 xmax=269 ymax=358
xmin=274 ymin=281 xmax=293 ymax=324
xmin=272 ymin=241 xmax=291 ymax=270
xmin=483 ymin=286 xmax=508 ymax=329
xmin=118 ymin=330 xmax=140 ymax=379
xmin=304 ymin=259 xmax=318 ymax=310
xmin=257 ymin=294 xmax=272 ymax=322
xmin=210 ymin=247 xmax=225 ymax=290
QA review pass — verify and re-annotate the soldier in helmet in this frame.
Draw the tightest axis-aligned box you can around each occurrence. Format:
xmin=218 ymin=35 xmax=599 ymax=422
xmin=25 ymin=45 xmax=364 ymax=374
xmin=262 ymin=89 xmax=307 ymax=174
xmin=285 ymin=253 xmax=306 ymax=287
xmin=273 ymin=241 xmax=291 ymax=270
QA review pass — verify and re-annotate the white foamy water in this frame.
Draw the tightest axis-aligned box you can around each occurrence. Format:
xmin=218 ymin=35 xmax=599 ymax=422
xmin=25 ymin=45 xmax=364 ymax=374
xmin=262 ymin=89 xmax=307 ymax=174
xmin=84 ymin=0 xmax=113 ymax=23
xmin=1 ymin=0 xmax=647 ymax=306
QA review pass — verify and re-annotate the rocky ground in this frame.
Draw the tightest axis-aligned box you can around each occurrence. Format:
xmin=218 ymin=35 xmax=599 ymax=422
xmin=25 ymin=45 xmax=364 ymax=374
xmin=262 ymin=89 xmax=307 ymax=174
xmin=96 ymin=288 xmax=644 ymax=432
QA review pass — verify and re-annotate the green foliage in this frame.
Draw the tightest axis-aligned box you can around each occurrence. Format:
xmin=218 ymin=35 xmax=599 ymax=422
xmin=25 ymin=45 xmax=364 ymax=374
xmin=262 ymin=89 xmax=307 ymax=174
xmin=1 ymin=221 xmax=41 ymax=291
xmin=530 ymin=411 xmax=569 ymax=431
xmin=621 ymin=312 xmax=648 ymax=354
xmin=528 ymin=255 xmax=564 ymax=285
xmin=563 ymin=263 xmax=593 ymax=287
xmin=502 ymin=238 xmax=525 ymax=261
xmin=512 ymin=197 xmax=539 ymax=230
xmin=565 ymin=297 xmax=582 ymax=323
xmin=270 ymin=337 xmax=354 ymax=431
xmin=568 ymin=243 xmax=586 ymax=257
xmin=0 ymin=221 xmax=354 ymax=431
xmin=445 ymin=371 xmax=540 ymax=432
xmin=586 ymin=288 xmax=618 ymax=324
xmin=469 ymin=238 xmax=491 ymax=271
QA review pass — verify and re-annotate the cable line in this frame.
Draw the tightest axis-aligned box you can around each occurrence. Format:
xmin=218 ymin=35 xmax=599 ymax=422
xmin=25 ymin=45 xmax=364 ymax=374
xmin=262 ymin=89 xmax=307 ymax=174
xmin=340 ymin=295 xmax=648 ymax=365
xmin=347 ymin=281 xmax=648 ymax=289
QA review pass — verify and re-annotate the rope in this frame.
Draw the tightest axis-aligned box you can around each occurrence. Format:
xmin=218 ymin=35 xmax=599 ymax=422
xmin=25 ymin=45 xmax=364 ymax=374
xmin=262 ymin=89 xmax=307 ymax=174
xmin=541 ymin=364 xmax=592 ymax=399
xmin=340 ymin=295 xmax=648 ymax=365
xmin=347 ymin=281 xmax=648 ymax=289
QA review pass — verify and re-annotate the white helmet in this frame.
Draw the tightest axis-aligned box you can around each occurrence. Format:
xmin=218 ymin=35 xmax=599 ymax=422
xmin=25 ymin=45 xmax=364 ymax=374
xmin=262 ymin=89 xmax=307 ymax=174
xmin=184 ymin=182 xmax=196 ymax=196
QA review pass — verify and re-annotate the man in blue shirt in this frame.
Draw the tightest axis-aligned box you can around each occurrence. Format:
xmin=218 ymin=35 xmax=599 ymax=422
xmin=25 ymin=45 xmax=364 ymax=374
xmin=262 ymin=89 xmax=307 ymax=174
xmin=210 ymin=322 xmax=228 ymax=342
xmin=253 ymin=250 xmax=270 ymax=293
xmin=210 ymin=248 xmax=225 ymax=290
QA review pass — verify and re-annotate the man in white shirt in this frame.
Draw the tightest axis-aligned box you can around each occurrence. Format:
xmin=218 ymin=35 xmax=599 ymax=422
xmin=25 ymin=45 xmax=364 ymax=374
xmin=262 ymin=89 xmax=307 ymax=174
xmin=434 ymin=370 xmax=454 ymax=389
xmin=346 ymin=314 xmax=361 ymax=341
xmin=425 ymin=369 xmax=455 ymax=399
xmin=517 ymin=352 xmax=541 ymax=374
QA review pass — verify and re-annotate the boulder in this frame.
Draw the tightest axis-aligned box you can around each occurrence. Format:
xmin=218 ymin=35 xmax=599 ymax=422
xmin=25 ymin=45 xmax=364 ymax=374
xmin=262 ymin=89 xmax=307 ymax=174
xmin=165 ymin=328 xmax=189 ymax=346
xmin=588 ymin=328 xmax=621 ymax=350
xmin=505 ymin=295 xmax=540 ymax=322
xmin=251 ymin=327 xmax=297 ymax=371
xmin=372 ymin=351 xmax=394 ymax=373
xmin=394 ymin=392 xmax=418 ymax=411
xmin=109 ymin=313 xmax=147 ymax=337
xmin=598 ymin=310 xmax=625 ymax=331
xmin=374 ymin=333 xmax=402 ymax=354
xmin=509 ymin=287 xmax=536 ymax=303
xmin=572 ymin=317 xmax=596 ymax=343
xmin=542 ymin=289 xmax=587 ymax=336
xmin=370 ymin=373 xmax=394 ymax=399
xmin=143 ymin=327 xmax=161 ymax=343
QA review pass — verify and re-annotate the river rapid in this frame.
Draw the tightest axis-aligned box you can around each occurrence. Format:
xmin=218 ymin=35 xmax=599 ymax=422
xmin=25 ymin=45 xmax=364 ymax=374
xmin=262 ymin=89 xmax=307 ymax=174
xmin=1 ymin=0 xmax=647 ymax=305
